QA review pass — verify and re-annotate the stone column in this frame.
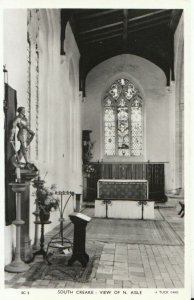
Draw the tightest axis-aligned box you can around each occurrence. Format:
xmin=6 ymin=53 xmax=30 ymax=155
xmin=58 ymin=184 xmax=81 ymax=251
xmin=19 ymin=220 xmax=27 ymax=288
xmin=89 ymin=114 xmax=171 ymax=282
xmin=5 ymin=182 xmax=30 ymax=273
xmin=20 ymin=170 xmax=38 ymax=261
xmin=168 ymin=83 xmax=176 ymax=192
xmin=180 ymin=102 xmax=184 ymax=191
xmin=174 ymin=14 xmax=184 ymax=195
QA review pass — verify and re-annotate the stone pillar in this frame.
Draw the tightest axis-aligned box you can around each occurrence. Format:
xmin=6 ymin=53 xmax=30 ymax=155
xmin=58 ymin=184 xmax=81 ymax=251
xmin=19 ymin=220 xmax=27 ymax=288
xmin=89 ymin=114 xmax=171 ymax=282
xmin=174 ymin=14 xmax=184 ymax=195
xmin=168 ymin=83 xmax=176 ymax=192
xmin=180 ymin=102 xmax=184 ymax=191
xmin=167 ymin=80 xmax=184 ymax=195
xmin=176 ymin=102 xmax=184 ymax=194
xmin=5 ymin=182 xmax=30 ymax=273
xmin=20 ymin=170 xmax=38 ymax=261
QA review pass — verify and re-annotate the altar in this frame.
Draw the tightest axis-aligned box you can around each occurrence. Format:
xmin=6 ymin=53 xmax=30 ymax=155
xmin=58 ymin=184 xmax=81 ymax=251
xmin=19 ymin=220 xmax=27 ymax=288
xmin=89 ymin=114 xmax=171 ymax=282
xmin=95 ymin=179 xmax=154 ymax=220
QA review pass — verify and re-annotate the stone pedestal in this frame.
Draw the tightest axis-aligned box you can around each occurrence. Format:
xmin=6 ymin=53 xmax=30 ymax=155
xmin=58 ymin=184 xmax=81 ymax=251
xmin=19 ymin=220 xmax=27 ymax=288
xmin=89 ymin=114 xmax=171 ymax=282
xmin=5 ymin=182 xmax=30 ymax=273
xmin=20 ymin=169 xmax=38 ymax=261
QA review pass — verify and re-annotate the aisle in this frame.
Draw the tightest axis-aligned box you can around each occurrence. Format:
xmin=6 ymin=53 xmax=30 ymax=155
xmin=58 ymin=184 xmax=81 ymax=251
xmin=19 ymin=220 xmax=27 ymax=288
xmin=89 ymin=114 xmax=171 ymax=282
xmin=4 ymin=207 xmax=184 ymax=289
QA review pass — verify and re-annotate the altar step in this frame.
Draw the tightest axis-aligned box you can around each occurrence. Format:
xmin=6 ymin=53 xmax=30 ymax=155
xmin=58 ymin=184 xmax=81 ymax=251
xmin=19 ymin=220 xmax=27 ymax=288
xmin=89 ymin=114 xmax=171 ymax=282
xmin=83 ymin=202 xmax=95 ymax=208
xmin=83 ymin=201 xmax=179 ymax=214
xmin=155 ymin=203 xmax=175 ymax=209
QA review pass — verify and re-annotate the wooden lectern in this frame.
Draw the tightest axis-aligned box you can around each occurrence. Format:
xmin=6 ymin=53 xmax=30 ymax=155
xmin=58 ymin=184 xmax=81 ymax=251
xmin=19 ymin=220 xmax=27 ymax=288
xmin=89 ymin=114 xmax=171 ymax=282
xmin=68 ymin=212 xmax=91 ymax=267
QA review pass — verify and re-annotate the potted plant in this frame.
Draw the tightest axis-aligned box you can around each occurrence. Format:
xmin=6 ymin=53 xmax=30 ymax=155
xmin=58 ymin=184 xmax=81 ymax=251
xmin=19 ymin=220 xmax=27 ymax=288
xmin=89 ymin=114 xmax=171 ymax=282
xmin=33 ymin=180 xmax=59 ymax=222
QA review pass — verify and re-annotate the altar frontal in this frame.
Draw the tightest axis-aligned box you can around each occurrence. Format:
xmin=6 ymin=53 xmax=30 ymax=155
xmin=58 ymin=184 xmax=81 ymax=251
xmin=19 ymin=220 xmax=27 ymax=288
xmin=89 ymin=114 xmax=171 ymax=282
xmin=95 ymin=179 xmax=154 ymax=220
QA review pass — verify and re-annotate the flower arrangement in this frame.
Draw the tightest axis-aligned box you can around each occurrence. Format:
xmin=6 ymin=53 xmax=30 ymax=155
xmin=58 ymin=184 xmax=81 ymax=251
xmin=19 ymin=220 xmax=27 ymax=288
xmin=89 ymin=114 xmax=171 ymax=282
xmin=83 ymin=164 xmax=95 ymax=175
xmin=33 ymin=181 xmax=59 ymax=214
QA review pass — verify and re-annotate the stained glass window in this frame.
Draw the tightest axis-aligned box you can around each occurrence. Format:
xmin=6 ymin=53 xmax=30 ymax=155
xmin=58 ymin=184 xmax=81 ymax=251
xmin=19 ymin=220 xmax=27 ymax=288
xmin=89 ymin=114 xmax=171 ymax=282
xmin=104 ymin=98 xmax=116 ymax=156
xmin=104 ymin=78 xmax=143 ymax=157
xmin=131 ymin=97 xmax=143 ymax=156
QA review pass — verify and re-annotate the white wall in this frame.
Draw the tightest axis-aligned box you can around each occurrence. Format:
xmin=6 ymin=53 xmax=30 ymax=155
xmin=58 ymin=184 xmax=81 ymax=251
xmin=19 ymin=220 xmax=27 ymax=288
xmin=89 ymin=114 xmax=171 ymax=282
xmin=82 ymin=54 xmax=170 ymax=165
xmin=3 ymin=9 xmax=27 ymax=266
xmin=28 ymin=9 xmax=82 ymax=235
xmin=3 ymin=9 xmax=82 ymax=264
xmin=174 ymin=14 xmax=184 ymax=191
xmin=167 ymin=15 xmax=184 ymax=194
xmin=3 ymin=9 xmax=27 ymax=108
xmin=29 ymin=10 xmax=82 ymax=236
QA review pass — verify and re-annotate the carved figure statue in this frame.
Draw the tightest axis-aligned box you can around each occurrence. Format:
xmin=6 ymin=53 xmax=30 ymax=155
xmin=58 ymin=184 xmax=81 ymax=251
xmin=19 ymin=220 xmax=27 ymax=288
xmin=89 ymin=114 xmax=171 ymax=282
xmin=9 ymin=107 xmax=35 ymax=169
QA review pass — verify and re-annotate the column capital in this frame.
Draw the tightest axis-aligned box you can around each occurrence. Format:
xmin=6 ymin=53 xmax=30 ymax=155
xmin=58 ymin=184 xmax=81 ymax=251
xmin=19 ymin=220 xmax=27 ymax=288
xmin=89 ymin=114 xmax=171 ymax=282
xmin=166 ymin=81 xmax=176 ymax=94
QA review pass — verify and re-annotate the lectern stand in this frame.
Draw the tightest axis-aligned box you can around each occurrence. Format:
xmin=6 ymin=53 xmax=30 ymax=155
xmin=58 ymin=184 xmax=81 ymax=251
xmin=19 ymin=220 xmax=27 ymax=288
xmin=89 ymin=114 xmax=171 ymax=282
xmin=68 ymin=212 xmax=91 ymax=267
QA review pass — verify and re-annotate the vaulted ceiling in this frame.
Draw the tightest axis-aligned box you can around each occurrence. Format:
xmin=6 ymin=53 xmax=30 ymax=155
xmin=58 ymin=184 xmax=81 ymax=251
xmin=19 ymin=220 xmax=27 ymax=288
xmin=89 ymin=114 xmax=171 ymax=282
xmin=60 ymin=9 xmax=183 ymax=95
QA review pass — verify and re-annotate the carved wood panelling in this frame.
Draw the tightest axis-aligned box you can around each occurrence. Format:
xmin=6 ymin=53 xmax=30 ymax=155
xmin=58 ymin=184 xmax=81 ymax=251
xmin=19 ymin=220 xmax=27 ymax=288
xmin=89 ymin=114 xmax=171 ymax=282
xmin=86 ymin=162 xmax=165 ymax=202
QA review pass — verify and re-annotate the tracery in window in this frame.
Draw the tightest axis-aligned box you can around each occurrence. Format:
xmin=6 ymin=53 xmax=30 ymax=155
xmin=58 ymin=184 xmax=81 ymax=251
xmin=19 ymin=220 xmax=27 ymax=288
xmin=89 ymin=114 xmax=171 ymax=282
xmin=131 ymin=98 xmax=143 ymax=156
xmin=104 ymin=78 xmax=143 ymax=157
xmin=104 ymin=97 xmax=116 ymax=156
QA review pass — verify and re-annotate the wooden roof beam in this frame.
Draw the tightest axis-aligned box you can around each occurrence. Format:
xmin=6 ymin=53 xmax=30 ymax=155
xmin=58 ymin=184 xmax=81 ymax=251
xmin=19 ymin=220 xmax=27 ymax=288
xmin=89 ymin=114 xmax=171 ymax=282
xmin=79 ymin=27 xmax=122 ymax=42
xmin=78 ymin=10 xmax=171 ymax=36
xmin=123 ymin=9 xmax=128 ymax=51
xmin=128 ymin=9 xmax=171 ymax=22
xmin=77 ymin=9 xmax=121 ymax=20
xmin=83 ymin=33 xmax=122 ymax=45
xmin=81 ymin=18 xmax=169 ymax=46
xmin=79 ymin=21 xmax=123 ymax=35
xmin=127 ymin=19 xmax=170 ymax=35
xmin=128 ymin=12 xmax=171 ymax=29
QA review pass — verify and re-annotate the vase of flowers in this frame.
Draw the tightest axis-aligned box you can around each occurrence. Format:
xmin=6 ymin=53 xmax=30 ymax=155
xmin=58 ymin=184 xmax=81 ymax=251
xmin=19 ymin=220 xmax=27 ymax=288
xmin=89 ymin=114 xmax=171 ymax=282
xmin=83 ymin=164 xmax=95 ymax=178
xmin=33 ymin=179 xmax=59 ymax=223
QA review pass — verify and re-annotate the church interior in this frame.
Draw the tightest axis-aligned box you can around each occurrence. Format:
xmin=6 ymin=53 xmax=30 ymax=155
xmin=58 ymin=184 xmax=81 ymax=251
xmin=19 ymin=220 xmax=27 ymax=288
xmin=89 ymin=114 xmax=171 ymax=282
xmin=3 ymin=8 xmax=185 ymax=289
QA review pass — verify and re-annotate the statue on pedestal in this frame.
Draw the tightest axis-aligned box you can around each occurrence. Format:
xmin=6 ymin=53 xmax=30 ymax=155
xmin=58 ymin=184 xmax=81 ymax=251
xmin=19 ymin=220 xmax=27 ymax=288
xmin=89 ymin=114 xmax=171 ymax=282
xmin=9 ymin=106 xmax=35 ymax=170
xmin=8 ymin=106 xmax=38 ymax=262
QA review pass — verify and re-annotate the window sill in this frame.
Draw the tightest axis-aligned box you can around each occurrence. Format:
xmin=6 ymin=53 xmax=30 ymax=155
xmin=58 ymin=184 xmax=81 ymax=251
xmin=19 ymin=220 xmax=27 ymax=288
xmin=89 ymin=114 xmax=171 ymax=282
xmin=102 ymin=155 xmax=145 ymax=163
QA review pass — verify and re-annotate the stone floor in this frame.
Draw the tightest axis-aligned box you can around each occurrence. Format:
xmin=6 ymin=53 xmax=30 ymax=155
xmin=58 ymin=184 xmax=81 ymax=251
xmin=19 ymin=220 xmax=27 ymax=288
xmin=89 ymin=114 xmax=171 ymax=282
xmin=4 ymin=205 xmax=184 ymax=289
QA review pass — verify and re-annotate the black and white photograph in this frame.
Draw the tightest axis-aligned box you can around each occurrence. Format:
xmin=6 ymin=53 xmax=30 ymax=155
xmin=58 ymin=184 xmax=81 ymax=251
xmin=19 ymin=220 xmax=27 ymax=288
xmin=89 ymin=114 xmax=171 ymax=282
xmin=0 ymin=0 xmax=192 ymax=299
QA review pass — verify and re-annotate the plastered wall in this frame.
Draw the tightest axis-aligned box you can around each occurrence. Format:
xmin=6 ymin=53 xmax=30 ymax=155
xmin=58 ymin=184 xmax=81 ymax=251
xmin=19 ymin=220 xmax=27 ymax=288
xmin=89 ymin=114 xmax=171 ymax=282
xmin=4 ymin=9 xmax=28 ymax=266
xmin=3 ymin=9 xmax=82 ymax=265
